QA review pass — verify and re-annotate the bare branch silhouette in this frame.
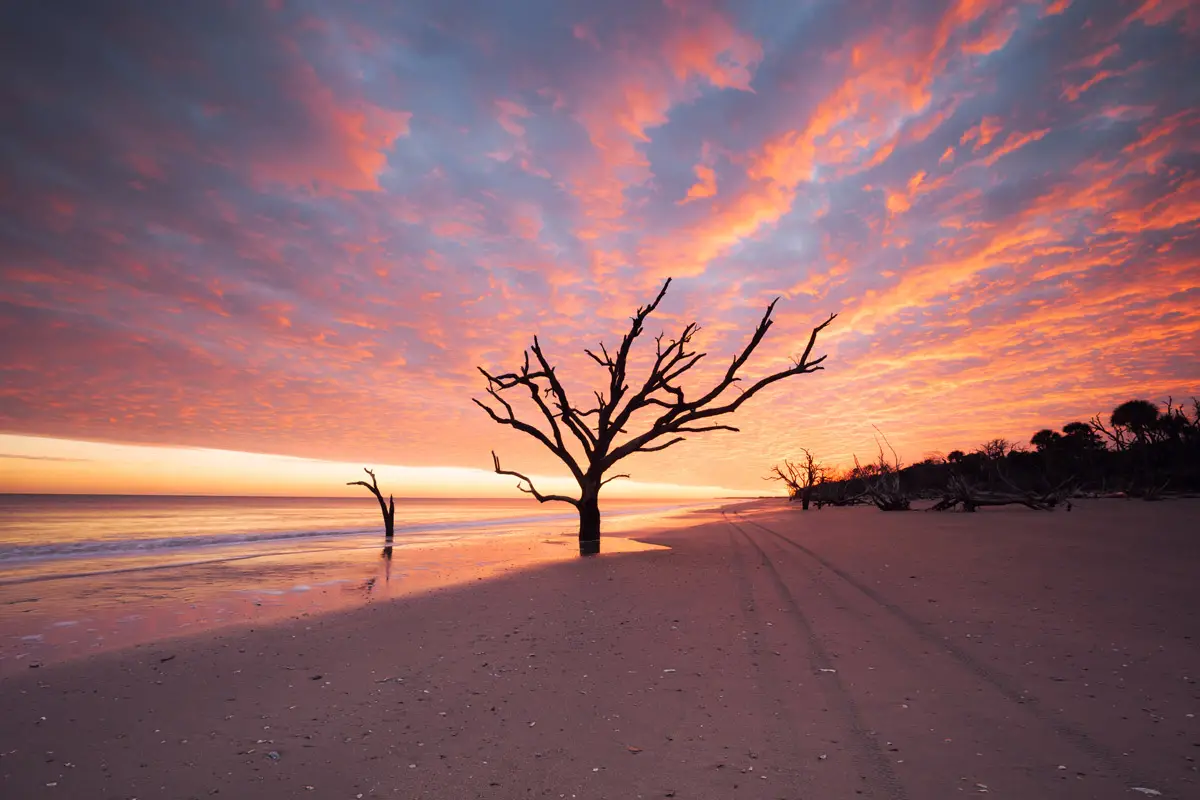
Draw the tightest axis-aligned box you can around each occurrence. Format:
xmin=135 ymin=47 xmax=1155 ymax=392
xmin=348 ymin=467 xmax=396 ymax=542
xmin=475 ymin=277 xmax=836 ymax=554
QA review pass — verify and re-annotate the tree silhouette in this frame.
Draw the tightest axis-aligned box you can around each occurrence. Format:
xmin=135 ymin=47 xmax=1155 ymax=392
xmin=767 ymin=449 xmax=825 ymax=510
xmin=348 ymin=468 xmax=395 ymax=542
xmin=818 ymin=397 xmax=1200 ymax=504
xmin=475 ymin=277 xmax=835 ymax=555
xmin=1062 ymin=421 xmax=1101 ymax=447
xmin=1110 ymin=399 xmax=1160 ymax=444
xmin=1030 ymin=429 xmax=1063 ymax=452
xmin=976 ymin=438 xmax=1013 ymax=461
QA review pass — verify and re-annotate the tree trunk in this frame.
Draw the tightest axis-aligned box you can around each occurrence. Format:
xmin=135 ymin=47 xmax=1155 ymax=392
xmin=384 ymin=496 xmax=395 ymax=542
xmin=800 ymin=487 xmax=811 ymax=510
xmin=578 ymin=491 xmax=601 ymax=556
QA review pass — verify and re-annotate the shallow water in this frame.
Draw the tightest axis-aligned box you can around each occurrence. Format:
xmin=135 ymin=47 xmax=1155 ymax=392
xmin=0 ymin=495 xmax=713 ymax=674
xmin=0 ymin=495 xmax=697 ymax=560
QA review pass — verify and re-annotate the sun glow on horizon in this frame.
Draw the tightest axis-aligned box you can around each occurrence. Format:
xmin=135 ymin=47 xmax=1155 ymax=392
xmin=0 ymin=435 xmax=753 ymax=500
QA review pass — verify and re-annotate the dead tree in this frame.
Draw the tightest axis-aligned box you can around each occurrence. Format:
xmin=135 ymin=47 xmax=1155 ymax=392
xmin=348 ymin=468 xmax=395 ymax=542
xmin=814 ymin=467 xmax=869 ymax=507
xmin=767 ymin=449 xmax=825 ymax=510
xmin=475 ymin=277 xmax=836 ymax=556
xmin=854 ymin=431 xmax=910 ymax=511
xmin=930 ymin=471 xmax=1073 ymax=512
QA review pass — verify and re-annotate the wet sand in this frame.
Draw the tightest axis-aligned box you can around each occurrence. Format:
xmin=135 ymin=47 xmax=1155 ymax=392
xmin=0 ymin=505 xmax=693 ymax=675
xmin=1 ymin=499 xmax=1197 ymax=798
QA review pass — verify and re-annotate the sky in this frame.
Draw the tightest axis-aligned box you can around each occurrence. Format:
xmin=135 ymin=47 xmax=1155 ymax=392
xmin=1 ymin=0 xmax=1198 ymax=498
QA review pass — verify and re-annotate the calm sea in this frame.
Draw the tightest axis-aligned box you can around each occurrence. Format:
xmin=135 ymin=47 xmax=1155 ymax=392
xmin=0 ymin=494 xmax=719 ymax=671
xmin=0 ymin=494 xmax=712 ymax=574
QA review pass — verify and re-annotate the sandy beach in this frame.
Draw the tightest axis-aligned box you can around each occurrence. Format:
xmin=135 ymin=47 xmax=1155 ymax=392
xmin=1 ymin=499 xmax=1198 ymax=799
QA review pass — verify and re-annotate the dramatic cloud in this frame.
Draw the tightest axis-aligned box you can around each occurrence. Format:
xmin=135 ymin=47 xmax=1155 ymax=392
xmin=1 ymin=0 xmax=1197 ymax=492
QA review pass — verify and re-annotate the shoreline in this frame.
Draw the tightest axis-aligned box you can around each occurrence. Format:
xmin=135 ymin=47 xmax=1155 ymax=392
xmin=0 ymin=502 xmax=726 ymax=676
xmin=1 ymin=498 xmax=1197 ymax=799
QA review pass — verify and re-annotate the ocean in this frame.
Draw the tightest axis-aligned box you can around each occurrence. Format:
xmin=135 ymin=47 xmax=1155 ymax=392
xmin=0 ymin=494 xmax=718 ymax=673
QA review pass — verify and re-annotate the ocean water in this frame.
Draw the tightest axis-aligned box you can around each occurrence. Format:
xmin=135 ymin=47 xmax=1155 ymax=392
xmin=0 ymin=494 xmax=698 ymax=563
xmin=0 ymin=494 xmax=717 ymax=672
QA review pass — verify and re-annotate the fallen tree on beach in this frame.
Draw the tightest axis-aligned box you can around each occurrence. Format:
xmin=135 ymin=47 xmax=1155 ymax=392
xmin=854 ymin=433 xmax=911 ymax=511
xmin=928 ymin=473 xmax=1069 ymax=512
xmin=812 ymin=467 xmax=869 ymax=507
xmin=475 ymin=277 xmax=836 ymax=556
xmin=348 ymin=467 xmax=395 ymax=542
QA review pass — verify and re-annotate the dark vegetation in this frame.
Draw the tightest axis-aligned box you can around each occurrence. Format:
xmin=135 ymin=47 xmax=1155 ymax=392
xmin=772 ymin=398 xmax=1200 ymax=512
xmin=475 ymin=277 xmax=835 ymax=555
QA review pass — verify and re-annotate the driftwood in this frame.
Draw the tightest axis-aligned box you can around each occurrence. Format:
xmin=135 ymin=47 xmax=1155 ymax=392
xmin=818 ymin=494 xmax=869 ymax=507
xmin=854 ymin=431 xmax=911 ymax=511
xmin=475 ymin=277 xmax=835 ymax=555
xmin=929 ymin=473 xmax=1072 ymax=512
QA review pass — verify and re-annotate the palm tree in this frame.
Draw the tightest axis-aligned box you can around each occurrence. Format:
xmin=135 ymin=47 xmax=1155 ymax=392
xmin=1062 ymin=421 xmax=1099 ymax=446
xmin=1110 ymin=399 xmax=1160 ymax=444
xmin=1030 ymin=429 xmax=1063 ymax=452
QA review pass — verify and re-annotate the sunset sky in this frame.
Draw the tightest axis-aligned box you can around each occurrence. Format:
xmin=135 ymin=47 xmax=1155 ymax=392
xmin=1 ymin=0 xmax=1198 ymax=497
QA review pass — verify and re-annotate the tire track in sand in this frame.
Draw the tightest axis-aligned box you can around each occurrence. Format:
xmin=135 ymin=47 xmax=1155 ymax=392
xmin=723 ymin=512 xmax=908 ymax=799
xmin=732 ymin=509 xmax=1171 ymax=799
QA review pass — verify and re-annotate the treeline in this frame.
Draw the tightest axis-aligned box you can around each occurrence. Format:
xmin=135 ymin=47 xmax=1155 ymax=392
xmin=772 ymin=398 xmax=1200 ymax=511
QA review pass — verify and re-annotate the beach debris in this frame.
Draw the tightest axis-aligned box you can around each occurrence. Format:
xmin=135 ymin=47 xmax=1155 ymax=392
xmin=159 ymin=655 xmax=176 ymax=663
xmin=627 ymin=746 xmax=643 ymax=754
xmin=818 ymin=668 xmax=837 ymax=673
xmin=662 ymin=669 xmax=676 ymax=673
xmin=266 ymin=751 xmax=280 ymax=761
xmin=309 ymin=674 xmax=322 ymax=680
xmin=1131 ymin=790 xmax=1162 ymax=797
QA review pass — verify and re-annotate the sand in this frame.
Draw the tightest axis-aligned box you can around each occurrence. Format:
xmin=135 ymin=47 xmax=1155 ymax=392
xmin=1 ymin=499 xmax=1197 ymax=799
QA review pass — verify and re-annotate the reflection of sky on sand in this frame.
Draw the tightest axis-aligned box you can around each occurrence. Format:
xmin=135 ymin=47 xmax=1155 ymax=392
xmin=0 ymin=505 xmax=697 ymax=676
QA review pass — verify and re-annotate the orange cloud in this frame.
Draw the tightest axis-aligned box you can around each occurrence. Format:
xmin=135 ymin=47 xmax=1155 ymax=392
xmin=679 ymin=143 xmax=718 ymax=204
xmin=680 ymin=164 xmax=717 ymax=203
xmin=981 ymin=128 xmax=1050 ymax=166
xmin=250 ymin=63 xmax=411 ymax=192
xmin=961 ymin=116 xmax=1003 ymax=149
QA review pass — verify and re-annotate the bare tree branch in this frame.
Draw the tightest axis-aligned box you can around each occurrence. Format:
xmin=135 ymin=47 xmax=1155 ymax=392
xmin=491 ymin=452 xmax=579 ymax=506
xmin=599 ymin=473 xmax=631 ymax=488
